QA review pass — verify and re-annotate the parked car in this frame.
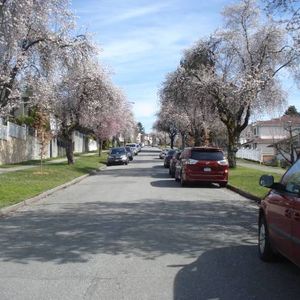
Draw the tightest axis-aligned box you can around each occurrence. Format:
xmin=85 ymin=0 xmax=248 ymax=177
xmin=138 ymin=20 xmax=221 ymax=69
xmin=107 ymin=147 xmax=129 ymax=166
xmin=159 ymin=148 xmax=170 ymax=159
xmin=258 ymin=158 xmax=300 ymax=267
xmin=136 ymin=143 xmax=142 ymax=152
xmin=126 ymin=143 xmax=139 ymax=155
xmin=175 ymin=147 xmax=228 ymax=187
xmin=164 ymin=149 xmax=177 ymax=168
xmin=125 ymin=146 xmax=134 ymax=161
xmin=169 ymin=150 xmax=182 ymax=177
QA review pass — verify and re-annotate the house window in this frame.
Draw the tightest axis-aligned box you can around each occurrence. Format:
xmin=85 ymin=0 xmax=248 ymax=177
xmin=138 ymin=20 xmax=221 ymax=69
xmin=253 ymin=143 xmax=257 ymax=149
xmin=253 ymin=127 xmax=259 ymax=136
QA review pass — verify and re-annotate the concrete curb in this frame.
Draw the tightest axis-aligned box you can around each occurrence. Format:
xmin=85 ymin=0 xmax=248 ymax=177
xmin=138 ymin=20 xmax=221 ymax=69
xmin=227 ymin=184 xmax=261 ymax=203
xmin=0 ymin=165 xmax=107 ymax=217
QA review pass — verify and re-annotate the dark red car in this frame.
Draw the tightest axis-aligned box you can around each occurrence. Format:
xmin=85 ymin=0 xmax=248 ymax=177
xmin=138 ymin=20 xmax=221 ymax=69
xmin=258 ymin=158 xmax=300 ymax=267
xmin=169 ymin=150 xmax=181 ymax=178
xmin=175 ymin=147 xmax=228 ymax=187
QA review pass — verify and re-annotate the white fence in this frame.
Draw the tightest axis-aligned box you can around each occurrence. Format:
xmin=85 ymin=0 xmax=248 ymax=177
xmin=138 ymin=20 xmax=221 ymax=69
xmin=0 ymin=123 xmax=7 ymax=140
xmin=0 ymin=119 xmax=95 ymax=164
xmin=236 ymin=149 xmax=262 ymax=162
xmin=0 ymin=121 xmax=27 ymax=140
xmin=8 ymin=122 xmax=26 ymax=140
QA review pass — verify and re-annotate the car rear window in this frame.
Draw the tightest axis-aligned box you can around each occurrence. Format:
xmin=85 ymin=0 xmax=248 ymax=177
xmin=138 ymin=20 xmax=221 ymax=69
xmin=111 ymin=148 xmax=125 ymax=154
xmin=167 ymin=150 xmax=176 ymax=156
xmin=191 ymin=150 xmax=224 ymax=161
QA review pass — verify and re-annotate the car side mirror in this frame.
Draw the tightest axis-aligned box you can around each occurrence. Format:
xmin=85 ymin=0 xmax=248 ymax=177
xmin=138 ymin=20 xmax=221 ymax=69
xmin=259 ymin=175 xmax=274 ymax=188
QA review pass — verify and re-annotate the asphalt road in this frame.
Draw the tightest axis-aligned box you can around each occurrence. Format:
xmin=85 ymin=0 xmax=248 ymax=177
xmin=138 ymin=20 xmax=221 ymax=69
xmin=0 ymin=147 xmax=300 ymax=300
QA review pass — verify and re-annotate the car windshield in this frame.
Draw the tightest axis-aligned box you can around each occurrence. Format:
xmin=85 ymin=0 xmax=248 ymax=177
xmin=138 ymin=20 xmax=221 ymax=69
xmin=111 ymin=148 xmax=125 ymax=155
xmin=167 ymin=150 xmax=176 ymax=156
xmin=191 ymin=150 xmax=224 ymax=161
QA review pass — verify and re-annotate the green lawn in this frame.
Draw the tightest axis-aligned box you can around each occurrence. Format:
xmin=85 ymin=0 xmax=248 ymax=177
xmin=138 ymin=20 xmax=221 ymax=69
xmin=229 ymin=166 xmax=282 ymax=199
xmin=0 ymin=153 xmax=107 ymax=209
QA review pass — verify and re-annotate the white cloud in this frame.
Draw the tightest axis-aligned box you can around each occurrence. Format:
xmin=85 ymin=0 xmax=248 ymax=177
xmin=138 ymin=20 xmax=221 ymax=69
xmin=104 ymin=3 xmax=170 ymax=24
xmin=100 ymin=39 xmax=152 ymax=60
xmin=134 ymin=101 xmax=158 ymax=118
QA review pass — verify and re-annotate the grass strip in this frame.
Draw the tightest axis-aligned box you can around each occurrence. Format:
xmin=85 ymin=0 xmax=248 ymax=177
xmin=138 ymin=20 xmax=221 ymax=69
xmin=229 ymin=166 xmax=282 ymax=199
xmin=0 ymin=153 xmax=107 ymax=209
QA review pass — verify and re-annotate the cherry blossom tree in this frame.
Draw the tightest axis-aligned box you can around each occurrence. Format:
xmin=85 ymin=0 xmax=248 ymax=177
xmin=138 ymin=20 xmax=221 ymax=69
xmin=158 ymin=67 xmax=217 ymax=148
xmin=54 ymin=56 xmax=110 ymax=164
xmin=181 ymin=0 xmax=296 ymax=167
xmin=0 ymin=0 xmax=82 ymax=116
xmin=84 ymin=79 xmax=135 ymax=156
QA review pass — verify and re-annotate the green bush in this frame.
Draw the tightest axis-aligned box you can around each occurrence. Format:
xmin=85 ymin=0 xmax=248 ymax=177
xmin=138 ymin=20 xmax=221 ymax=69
xmin=279 ymin=159 xmax=291 ymax=169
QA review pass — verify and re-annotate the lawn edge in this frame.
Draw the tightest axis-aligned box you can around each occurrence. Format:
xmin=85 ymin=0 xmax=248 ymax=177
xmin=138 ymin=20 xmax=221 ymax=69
xmin=0 ymin=165 xmax=107 ymax=217
xmin=227 ymin=184 xmax=261 ymax=203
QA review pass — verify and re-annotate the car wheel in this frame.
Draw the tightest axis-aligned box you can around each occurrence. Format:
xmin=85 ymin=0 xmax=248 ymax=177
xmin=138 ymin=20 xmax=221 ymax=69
xmin=219 ymin=182 xmax=227 ymax=188
xmin=107 ymin=163 xmax=111 ymax=166
xmin=258 ymin=215 xmax=276 ymax=261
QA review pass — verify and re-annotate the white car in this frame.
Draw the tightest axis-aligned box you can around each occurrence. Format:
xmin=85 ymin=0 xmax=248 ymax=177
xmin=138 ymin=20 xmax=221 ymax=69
xmin=126 ymin=143 xmax=139 ymax=155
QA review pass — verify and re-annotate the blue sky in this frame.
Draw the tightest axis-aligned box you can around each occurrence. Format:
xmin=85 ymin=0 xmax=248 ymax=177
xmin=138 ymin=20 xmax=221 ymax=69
xmin=71 ymin=0 xmax=300 ymax=132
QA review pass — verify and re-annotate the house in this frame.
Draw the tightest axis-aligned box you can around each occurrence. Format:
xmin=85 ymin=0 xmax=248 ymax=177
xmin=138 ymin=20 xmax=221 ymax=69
xmin=237 ymin=115 xmax=300 ymax=163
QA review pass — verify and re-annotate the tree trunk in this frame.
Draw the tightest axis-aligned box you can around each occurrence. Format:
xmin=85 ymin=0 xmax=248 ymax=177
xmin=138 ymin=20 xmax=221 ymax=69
xmin=227 ymin=130 xmax=238 ymax=168
xmin=169 ymin=132 xmax=176 ymax=149
xmin=65 ymin=136 xmax=74 ymax=165
xmin=98 ymin=139 xmax=103 ymax=157
xmin=62 ymin=128 xmax=74 ymax=165
xmin=203 ymin=127 xmax=210 ymax=146
xmin=181 ymin=132 xmax=186 ymax=149
xmin=194 ymin=129 xmax=202 ymax=146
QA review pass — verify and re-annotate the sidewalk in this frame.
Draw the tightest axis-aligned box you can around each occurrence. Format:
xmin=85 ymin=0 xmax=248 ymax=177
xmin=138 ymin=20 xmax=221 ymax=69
xmin=0 ymin=158 xmax=69 ymax=174
xmin=0 ymin=152 xmax=103 ymax=174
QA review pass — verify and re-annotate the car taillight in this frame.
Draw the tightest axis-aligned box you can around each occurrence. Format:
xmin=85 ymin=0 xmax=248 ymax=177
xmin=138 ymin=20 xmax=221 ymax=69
xmin=187 ymin=159 xmax=198 ymax=165
xmin=217 ymin=159 xmax=228 ymax=166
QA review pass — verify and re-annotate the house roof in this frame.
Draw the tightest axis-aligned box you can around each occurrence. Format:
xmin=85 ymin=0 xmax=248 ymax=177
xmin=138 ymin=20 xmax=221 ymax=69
xmin=267 ymin=133 xmax=300 ymax=147
xmin=254 ymin=115 xmax=300 ymax=127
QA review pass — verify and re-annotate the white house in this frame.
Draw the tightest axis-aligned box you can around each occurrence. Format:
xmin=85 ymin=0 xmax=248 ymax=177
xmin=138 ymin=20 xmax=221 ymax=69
xmin=237 ymin=115 xmax=300 ymax=163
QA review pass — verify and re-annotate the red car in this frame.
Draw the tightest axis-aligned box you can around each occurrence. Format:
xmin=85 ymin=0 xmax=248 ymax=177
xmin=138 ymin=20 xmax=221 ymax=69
xmin=175 ymin=147 xmax=228 ymax=187
xmin=258 ymin=158 xmax=300 ymax=267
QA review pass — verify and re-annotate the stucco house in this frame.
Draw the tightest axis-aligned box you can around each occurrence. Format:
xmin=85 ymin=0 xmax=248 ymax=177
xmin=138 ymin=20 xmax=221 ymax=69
xmin=237 ymin=115 xmax=300 ymax=163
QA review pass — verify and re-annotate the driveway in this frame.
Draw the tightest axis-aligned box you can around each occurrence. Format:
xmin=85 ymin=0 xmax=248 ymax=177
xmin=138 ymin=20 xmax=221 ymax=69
xmin=0 ymin=147 xmax=299 ymax=300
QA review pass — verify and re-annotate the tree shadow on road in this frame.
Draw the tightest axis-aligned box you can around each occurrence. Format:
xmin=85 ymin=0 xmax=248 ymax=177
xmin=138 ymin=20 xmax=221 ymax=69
xmin=173 ymin=245 xmax=300 ymax=300
xmin=151 ymin=180 xmax=222 ymax=189
xmin=0 ymin=199 xmax=257 ymax=265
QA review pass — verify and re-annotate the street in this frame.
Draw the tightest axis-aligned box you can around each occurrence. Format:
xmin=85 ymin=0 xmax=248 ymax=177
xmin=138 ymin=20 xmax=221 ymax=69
xmin=0 ymin=147 xmax=300 ymax=300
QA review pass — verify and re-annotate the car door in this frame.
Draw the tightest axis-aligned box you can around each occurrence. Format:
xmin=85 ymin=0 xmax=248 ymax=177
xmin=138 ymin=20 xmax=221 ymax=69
xmin=283 ymin=159 xmax=300 ymax=266
xmin=292 ymin=195 xmax=300 ymax=266
xmin=265 ymin=190 xmax=293 ymax=259
xmin=268 ymin=159 xmax=300 ymax=260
